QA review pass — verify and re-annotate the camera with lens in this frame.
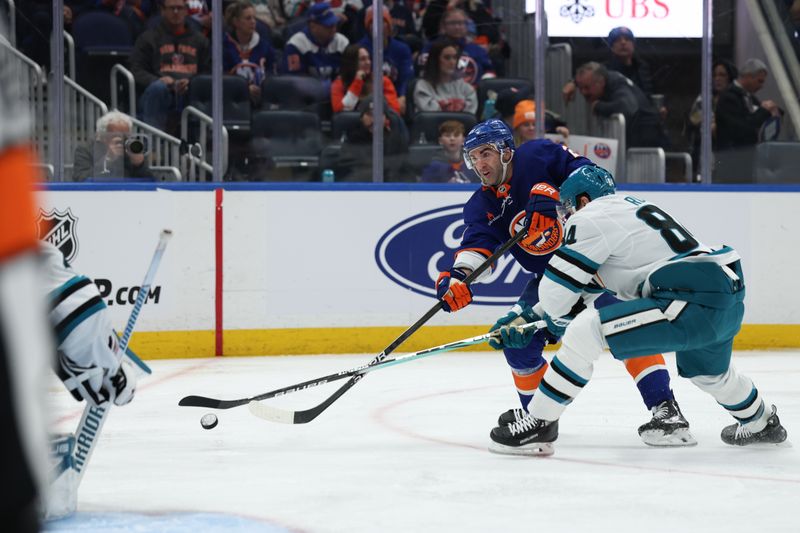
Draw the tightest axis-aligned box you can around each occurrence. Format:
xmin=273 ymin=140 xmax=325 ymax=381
xmin=124 ymin=134 xmax=150 ymax=156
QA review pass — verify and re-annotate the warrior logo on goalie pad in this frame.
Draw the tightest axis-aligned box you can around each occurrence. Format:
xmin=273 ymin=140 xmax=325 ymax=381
xmin=36 ymin=208 xmax=80 ymax=263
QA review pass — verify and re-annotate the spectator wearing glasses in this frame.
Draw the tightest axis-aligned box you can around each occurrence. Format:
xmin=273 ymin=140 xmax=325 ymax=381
xmin=418 ymin=8 xmax=495 ymax=86
xmin=129 ymin=0 xmax=210 ymax=133
xmin=414 ymin=39 xmax=478 ymax=114
xmin=421 ymin=0 xmax=500 ymax=44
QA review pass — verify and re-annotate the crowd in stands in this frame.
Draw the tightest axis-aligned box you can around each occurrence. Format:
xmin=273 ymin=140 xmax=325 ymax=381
xmin=10 ymin=0 xmax=788 ymax=182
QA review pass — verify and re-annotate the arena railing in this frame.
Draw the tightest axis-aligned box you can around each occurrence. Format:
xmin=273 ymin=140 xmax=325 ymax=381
xmin=0 ymin=34 xmax=46 ymax=161
xmin=181 ymin=105 xmax=229 ymax=181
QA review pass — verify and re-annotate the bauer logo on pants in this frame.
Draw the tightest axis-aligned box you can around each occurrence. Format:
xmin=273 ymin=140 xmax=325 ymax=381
xmin=374 ymin=205 xmax=526 ymax=305
xmin=36 ymin=208 xmax=79 ymax=263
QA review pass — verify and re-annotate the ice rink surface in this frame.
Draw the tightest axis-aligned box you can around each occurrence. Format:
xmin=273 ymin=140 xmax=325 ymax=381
xmin=46 ymin=350 xmax=800 ymax=533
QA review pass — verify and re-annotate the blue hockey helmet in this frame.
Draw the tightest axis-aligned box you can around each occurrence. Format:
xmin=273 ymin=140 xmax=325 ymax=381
xmin=462 ymin=118 xmax=515 ymax=171
xmin=559 ymin=165 xmax=616 ymax=213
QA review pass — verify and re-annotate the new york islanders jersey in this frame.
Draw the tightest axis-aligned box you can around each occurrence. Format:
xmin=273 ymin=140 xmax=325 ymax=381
xmin=538 ymin=194 xmax=744 ymax=320
xmin=281 ymin=29 xmax=349 ymax=81
xmin=223 ymin=32 xmax=274 ymax=87
xmin=452 ymin=139 xmax=594 ymax=280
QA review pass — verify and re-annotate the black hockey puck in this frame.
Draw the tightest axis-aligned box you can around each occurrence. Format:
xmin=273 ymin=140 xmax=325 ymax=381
xmin=200 ymin=413 xmax=218 ymax=430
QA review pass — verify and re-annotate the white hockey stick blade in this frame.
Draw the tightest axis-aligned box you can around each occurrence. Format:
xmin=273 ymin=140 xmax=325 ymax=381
xmin=248 ymin=400 xmax=295 ymax=424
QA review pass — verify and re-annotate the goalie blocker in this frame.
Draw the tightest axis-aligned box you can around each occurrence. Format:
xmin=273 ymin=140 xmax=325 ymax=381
xmin=44 ymin=241 xmax=137 ymax=408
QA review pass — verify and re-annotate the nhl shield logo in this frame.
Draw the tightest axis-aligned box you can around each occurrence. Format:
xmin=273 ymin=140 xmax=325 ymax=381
xmin=36 ymin=208 xmax=79 ymax=263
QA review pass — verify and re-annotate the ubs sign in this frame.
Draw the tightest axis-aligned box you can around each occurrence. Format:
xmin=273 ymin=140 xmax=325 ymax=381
xmin=525 ymin=0 xmax=702 ymax=38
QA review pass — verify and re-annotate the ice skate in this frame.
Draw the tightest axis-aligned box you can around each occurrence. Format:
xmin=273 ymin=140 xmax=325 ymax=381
xmin=638 ymin=399 xmax=697 ymax=446
xmin=721 ymin=405 xmax=788 ymax=446
xmin=489 ymin=414 xmax=557 ymax=456
xmin=497 ymin=407 xmax=528 ymax=426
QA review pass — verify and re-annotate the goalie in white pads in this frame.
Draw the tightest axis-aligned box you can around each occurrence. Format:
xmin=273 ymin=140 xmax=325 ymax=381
xmin=490 ymin=166 xmax=787 ymax=455
xmin=43 ymin=241 xmax=137 ymax=408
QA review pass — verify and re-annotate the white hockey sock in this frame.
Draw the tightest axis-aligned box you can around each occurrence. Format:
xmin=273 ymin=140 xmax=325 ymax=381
xmin=690 ymin=367 xmax=768 ymax=432
xmin=529 ymin=309 xmax=604 ymax=421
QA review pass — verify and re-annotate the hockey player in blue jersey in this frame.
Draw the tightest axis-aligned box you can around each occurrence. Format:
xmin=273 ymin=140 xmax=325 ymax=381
xmin=489 ymin=166 xmax=788 ymax=455
xmin=435 ymin=119 xmax=694 ymax=449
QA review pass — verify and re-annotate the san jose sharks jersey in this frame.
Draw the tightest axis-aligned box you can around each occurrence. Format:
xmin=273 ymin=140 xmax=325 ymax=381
xmin=41 ymin=242 xmax=120 ymax=373
xmin=537 ymin=194 xmax=746 ymax=320
xmin=452 ymin=139 xmax=594 ymax=280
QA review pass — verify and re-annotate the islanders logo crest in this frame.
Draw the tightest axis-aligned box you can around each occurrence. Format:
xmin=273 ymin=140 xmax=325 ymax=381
xmin=593 ymin=142 xmax=612 ymax=159
xmin=510 ymin=211 xmax=564 ymax=256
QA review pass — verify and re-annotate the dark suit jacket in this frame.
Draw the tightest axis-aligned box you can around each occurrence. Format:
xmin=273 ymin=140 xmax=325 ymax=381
xmin=714 ymin=82 xmax=771 ymax=149
xmin=594 ymin=71 xmax=666 ymax=148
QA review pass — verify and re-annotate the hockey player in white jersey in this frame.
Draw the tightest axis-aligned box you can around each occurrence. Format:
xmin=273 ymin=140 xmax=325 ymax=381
xmin=489 ymin=166 xmax=788 ymax=455
xmin=43 ymin=241 xmax=137 ymax=408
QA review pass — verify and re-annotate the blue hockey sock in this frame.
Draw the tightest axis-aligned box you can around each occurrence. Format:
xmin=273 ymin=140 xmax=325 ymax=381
xmin=636 ymin=369 xmax=674 ymax=410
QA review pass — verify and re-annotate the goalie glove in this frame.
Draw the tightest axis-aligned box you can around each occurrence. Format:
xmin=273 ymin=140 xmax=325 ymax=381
xmin=436 ymin=268 xmax=473 ymax=312
xmin=57 ymin=354 xmax=137 ymax=407
xmin=56 ymin=331 xmax=138 ymax=407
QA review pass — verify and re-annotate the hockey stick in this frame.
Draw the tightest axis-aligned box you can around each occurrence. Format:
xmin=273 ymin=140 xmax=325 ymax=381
xmin=179 ymin=228 xmax=530 ymax=418
xmin=71 ymin=229 xmax=172 ymax=484
xmin=248 ymin=321 xmax=547 ymax=423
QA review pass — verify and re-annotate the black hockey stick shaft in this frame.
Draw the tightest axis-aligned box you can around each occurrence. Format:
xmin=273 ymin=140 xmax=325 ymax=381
xmin=265 ymin=228 xmax=529 ymax=424
xmin=178 ymin=229 xmax=528 ymax=413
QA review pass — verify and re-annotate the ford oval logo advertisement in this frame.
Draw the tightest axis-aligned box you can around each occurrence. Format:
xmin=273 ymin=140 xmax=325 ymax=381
xmin=374 ymin=205 xmax=529 ymax=305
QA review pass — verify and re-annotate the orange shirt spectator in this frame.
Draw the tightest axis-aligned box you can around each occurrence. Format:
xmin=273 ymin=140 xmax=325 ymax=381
xmin=330 ymin=44 xmax=400 ymax=114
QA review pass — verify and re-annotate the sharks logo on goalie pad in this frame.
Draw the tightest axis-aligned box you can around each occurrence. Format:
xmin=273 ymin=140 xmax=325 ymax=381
xmin=36 ymin=208 xmax=80 ymax=263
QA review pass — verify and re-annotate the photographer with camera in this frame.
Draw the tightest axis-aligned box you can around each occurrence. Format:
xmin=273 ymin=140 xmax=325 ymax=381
xmin=73 ymin=111 xmax=152 ymax=181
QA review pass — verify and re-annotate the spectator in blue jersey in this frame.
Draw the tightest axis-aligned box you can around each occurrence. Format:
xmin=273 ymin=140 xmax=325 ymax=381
xmin=223 ymin=0 xmax=275 ymax=105
xmin=357 ymin=5 xmax=414 ymax=115
xmin=420 ymin=120 xmax=478 ymax=183
xmin=129 ymin=0 xmax=210 ymax=133
xmin=433 ymin=119 xmax=694 ymax=451
xmin=414 ymin=39 xmax=478 ymax=114
xmin=417 ymin=8 xmax=495 ymax=86
xmin=281 ymin=2 xmax=349 ymax=85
